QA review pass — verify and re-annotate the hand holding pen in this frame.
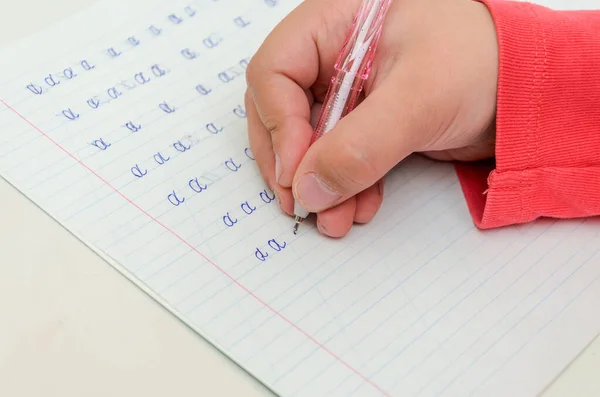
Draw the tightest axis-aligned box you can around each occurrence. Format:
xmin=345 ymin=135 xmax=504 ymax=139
xmin=245 ymin=0 xmax=499 ymax=238
xmin=292 ymin=0 xmax=393 ymax=234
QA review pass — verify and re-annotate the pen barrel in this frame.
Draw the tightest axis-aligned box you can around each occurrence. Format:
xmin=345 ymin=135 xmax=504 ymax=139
xmin=311 ymin=71 xmax=365 ymax=144
xmin=309 ymin=0 xmax=392 ymax=145
xmin=336 ymin=0 xmax=393 ymax=79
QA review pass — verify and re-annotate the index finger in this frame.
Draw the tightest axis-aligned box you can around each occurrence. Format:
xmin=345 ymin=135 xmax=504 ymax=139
xmin=246 ymin=0 xmax=362 ymax=188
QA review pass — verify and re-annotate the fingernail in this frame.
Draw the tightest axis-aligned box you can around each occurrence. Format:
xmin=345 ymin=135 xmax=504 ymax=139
xmin=296 ymin=172 xmax=341 ymax=210
xmin=275 ymin=154 xmax=282 ymax=184
xmin=317 ymin=220 xmax=328 ymax=234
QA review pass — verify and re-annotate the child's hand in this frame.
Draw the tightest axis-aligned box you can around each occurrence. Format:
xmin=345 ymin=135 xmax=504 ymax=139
xmin=245 ymin=0 xmax=499 ymax=237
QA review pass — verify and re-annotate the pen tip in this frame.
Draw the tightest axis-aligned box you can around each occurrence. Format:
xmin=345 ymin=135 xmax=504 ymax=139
xmin=293 ymin=216 xmax=304 ymax=235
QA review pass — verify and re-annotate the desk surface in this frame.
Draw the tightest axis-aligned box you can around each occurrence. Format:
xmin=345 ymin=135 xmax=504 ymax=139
xmin=0 ymin=1 xmax=598 ymax=396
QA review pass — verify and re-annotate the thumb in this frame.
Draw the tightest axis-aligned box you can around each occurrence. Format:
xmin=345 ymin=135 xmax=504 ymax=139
xmin=292 ymin=86 xmax=424 ymax=213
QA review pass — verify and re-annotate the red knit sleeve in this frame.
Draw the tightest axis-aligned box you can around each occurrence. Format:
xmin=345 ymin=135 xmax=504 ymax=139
xmin=456 ymin=0 xmax=600 ymax=229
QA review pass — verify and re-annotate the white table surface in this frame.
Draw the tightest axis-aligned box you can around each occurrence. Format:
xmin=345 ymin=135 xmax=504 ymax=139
xmin=0 ymin=1 xmax=598 ymax=396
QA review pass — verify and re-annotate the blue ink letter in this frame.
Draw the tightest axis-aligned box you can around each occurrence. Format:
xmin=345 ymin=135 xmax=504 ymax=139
xmin=206 ymin=122 xmax=223 ymax=135
xmin=26 ymin=83 xmax=43 ymax=95
xmin=107 ymin=47 xmax=122 ymax=57
xmin=168 ymin=191 xmax=185 ymax=206
xmin=151 ymin=64 xmax=168 ymax=77
xmin=168 ymin=14 xmax=183 ymax=24
xmin=181 ymin=48 xmax=197 ymax=60
xmin=63 ymin=68 xmax=77 ymax=80
xmin=62 ymin=108 xmax=79 ymax=121
xmin=203 ymin=35 xmax=222 ymax=49
xmin=239 ymin=58 xmax=250 ymax=69
xmin=125 ymin=121 xmax=142 ymax=132
xmin=91 ymin=138 xmax=111 ymax=151
xmin=128 ymin=37 xmax=141 ymax=46
xmin=241 ymin=201 xmax=257 ymax=215
xmin=195 ymin=84 xmax=212 ymax=96
xmin=260 ymin=189 xmax=276 ymax=204
xmin=159 ymin=102 xmax=176 ymax=114
xmin=173 ymin=140 xmax=191 ymax=153
xmin=233 ymin=105 xmax=246 ymax=119
xmin=234 ymin=16 xmax=250 ymax=28
xmin=87 ymin=97 xmax=101 ymax=109
xmin=107 ymin=87 xmax=122 ymax=99
xmin=189 ymin=177 xmax=208 ymax=193
xmin=225 ymin=158 xmax=242 ymax=172
xmin=223 ymin=213 xmax=238 ymax=228
xmin=134 ymin=72 xmax=151 ymax=84
xmin=81 ymin=60 xmax=95 ymax=70
xmin=255 ymin=248 xmax=269 ymax=262
xmin=268 ymin=239 xmax=287 ymax=251
xmin=131 ymin=164 xmax=148 ymax=178
xmin=149 ymin=25 xmax=162 ymax=35
xmin=45 ymin=74 xmax=60 ymax=87
xmin=184 ymin=6 xmax=196 ymax=17
xmin=154 ymin=152 xmax=170 ymax=165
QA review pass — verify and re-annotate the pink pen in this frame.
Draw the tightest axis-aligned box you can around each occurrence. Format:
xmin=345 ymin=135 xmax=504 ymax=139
xmin=293 ymin=0 xmax=393 ymax=234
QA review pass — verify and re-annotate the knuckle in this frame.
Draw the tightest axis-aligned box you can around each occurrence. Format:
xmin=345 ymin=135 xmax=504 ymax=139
xmin=263 ymin=117 xmax=280 ymax=137
xmin=245 ymin=55 xmax=262 ymax=85
xmin=243 ymin=60 xmax=281 ymax=139
xmin=315 ymin=141 xmax=376 ymax=192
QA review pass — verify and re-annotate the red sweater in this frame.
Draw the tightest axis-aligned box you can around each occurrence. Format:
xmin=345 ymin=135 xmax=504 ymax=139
xmin=456 ymin=0 xmax=600 ymax=229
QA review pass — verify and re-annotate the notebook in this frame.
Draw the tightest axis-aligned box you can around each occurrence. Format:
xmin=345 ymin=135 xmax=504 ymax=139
xmin=0 ymin=0 xmax=598 ymax=396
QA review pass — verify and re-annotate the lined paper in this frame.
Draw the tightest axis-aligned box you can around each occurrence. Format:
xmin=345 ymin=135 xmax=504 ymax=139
xmin=1 ymin=0 xmax=598 ymax=396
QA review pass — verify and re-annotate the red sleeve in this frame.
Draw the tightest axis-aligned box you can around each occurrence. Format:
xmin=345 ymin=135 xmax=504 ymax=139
xmin=455 ymin=0 xmax=600 ymax=229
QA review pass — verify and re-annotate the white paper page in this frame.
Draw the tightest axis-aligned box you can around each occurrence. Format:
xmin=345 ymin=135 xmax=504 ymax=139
xmin=0 ymin=0 xmax=598 ymax=396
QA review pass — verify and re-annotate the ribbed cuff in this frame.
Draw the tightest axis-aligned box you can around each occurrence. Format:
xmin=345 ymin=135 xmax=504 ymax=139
xmin=458 ymin=0 xmax=600 ymax=228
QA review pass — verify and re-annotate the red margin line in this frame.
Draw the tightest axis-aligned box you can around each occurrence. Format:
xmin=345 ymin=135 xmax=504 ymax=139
xmin=0 ymin=98 xmax=390 ymax=397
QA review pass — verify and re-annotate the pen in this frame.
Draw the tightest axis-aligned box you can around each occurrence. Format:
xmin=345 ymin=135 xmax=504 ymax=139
xmin=293 ymin=0 xmax=393 ymax=234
